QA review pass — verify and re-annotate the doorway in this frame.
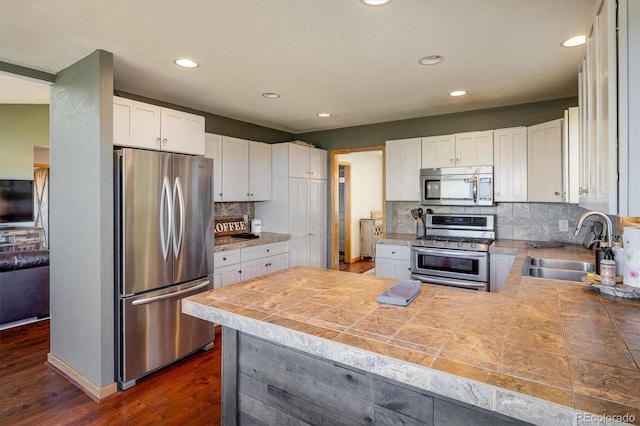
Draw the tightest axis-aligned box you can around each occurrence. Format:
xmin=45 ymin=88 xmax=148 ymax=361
xmin=338 ymin=162 xmax=351 ymax=264
xmin=330 ymin=146 xmax=385 ymax=270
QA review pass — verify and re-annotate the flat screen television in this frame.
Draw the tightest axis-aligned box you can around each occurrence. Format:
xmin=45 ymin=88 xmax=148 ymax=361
xmin=0 ymin=179 xmax=34 ymax=225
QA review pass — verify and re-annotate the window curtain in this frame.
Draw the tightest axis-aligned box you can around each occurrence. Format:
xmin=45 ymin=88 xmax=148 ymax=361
xmin=34 ymin=167 xmax=49 ymax=248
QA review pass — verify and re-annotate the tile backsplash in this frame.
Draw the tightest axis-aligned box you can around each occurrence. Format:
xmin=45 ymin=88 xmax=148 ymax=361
xmin=387 ymin=201 xmax=620 ymax=244
xmin=213 ymin=202 xmax=255 ymax=221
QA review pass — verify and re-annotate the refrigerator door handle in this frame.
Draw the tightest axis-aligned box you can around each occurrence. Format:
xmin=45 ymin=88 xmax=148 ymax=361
xmin=131 ymin=280 xmax=210 ymax=306
xmin=160 ymin=175 xmax=173 ymax=261
xmin=172 ymin=176 xmax=185 ymax=259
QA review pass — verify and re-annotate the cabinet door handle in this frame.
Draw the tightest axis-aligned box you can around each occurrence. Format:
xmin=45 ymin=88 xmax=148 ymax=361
xmin=579 ymin=187 xmax=589 ymax=195
xmin=222 ymin=256 xmax=227 ymax=261
xmin=554 ymin=191 xmax=560 ymax=196
xmin=156 ymin=138 xmax=161 ymax=144
xmin=219 ymin=193 xmax=223 ymax=197
xmin=162 ymin=138 xmax=167 ymax=144
xmin=391 ymin=250 xmax=396 ymax=254
xmin=266 ymin=249 xmax=270 ymax=252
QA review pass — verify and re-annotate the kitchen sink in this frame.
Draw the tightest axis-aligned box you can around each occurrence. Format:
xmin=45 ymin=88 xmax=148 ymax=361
xmin=522 ymin=256 xmax=595 ymax=282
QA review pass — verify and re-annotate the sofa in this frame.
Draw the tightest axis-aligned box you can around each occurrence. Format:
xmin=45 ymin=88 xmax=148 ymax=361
xmin=0 ymin=250 xmax=50 ymax=325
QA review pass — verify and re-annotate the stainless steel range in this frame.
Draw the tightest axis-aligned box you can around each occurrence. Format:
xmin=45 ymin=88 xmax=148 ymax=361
xmin=411 ymin=214 xmax=495 ymax=291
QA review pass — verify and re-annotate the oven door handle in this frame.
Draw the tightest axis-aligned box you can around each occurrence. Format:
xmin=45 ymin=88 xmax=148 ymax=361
xmin=410 ymin=274 xmax=487 ymax=290
xmin=472 ymin=175 xmax=478 ymax=204
xmin=412 ymin=247 xmax=487 ymax=258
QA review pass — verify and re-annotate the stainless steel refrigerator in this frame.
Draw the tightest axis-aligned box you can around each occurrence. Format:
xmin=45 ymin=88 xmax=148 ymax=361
xmin=114 ymin=148 xmax=214 ymax=390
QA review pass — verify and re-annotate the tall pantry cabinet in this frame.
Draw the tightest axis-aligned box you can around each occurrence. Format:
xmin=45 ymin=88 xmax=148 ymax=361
xmin=255 ymin=143 xmax=328 ymax=269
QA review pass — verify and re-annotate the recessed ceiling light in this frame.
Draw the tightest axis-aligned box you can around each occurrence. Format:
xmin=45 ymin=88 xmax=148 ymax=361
xmin=317 ymin=113 xmax=332 ymax=118
xmin=449 ymin=90 xmax=467 ymax=97
xmin=174 ymin=58 xmax=199 ymax=68
xmin=418 ymin=55 xmax=444 ymax=66
xmin=262 ymin=92 xmax=281 ymax=99
xmin=562 ymin=35 xmax=586 ymax=47
xmin=361 ymin=0 xmax=391 ymax=5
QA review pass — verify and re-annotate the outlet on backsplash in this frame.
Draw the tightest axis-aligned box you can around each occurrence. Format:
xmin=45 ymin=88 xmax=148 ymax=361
xmin=559 ymin=219 xmax=569 ymax=232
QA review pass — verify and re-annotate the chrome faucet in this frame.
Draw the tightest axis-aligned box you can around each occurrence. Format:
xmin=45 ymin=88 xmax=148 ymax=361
xmin=574 ymin=211 xmax=613 ymax=245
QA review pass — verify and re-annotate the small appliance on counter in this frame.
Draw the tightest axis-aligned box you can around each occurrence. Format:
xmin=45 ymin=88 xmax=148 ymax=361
xmin=251 ymin=217 xmax=262 ymax=234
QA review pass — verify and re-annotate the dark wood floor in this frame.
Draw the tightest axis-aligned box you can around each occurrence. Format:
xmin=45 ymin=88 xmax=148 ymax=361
xmin=339 ymin=258 xmax=375 ymax=273
xmin=0 ymin=320 xmax=222 ymax=425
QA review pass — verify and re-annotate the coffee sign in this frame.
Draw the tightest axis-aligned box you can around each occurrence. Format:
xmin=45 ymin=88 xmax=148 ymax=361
xmin=214 ymin=218 xmax=248 ymax=236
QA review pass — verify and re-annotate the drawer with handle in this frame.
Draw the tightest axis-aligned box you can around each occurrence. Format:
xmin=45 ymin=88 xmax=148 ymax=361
xmin=214 ymin=249 xmax=241 ymax=266
xmin=241 ymin=241 xmax=290 ymax=262
xmin=375 ymin=244 xmax=410 ymax=260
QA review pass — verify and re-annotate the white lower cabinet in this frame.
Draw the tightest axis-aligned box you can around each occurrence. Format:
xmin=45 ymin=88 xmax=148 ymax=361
xmin=240 ymin=241 xmax=290 ymax=280
xmin=213 ymin=242 xmax=290 ymax=288
xmin=213 ymin=249 xmax=242 ymax=288
xmin=375 ymin=244 xmax=411 ymax=280
xmin=489 ymin=253 xmax=515 ymax=293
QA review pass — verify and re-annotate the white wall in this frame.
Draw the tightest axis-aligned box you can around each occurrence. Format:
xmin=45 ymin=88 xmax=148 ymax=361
xmin=337 ymin=151 xmax=383 ymax=260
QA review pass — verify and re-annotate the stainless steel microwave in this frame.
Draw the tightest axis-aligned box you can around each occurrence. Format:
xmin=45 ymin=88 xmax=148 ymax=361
xmin=420 ymin=166 xmax=493 ymax=206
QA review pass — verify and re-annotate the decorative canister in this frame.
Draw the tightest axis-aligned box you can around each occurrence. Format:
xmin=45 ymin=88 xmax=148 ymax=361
xmin=251 ymin=218 xmax=262 ymax=234
xmin=600 ymin=259 xmax=616 ymax=286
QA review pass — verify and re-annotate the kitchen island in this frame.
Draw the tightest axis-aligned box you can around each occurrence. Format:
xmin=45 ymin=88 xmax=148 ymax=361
xmin=183 ymin=244 xmax=640 ymax=425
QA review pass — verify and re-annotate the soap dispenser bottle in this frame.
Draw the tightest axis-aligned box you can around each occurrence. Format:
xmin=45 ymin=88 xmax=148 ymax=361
xmin=595 ymin=245 xmax=614 ymax=275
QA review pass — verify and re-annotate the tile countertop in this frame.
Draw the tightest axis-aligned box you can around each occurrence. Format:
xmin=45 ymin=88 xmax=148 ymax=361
xmin=184 ymin=247 xmax=640 ymax=425
xmin=214 ymin=232 xmax=290 ymax=252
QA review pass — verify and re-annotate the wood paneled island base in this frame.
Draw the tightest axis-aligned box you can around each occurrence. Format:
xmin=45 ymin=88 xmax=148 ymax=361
xmin=183 ymin=263 xmax=640 ymax=426
xmin=222 ymin=327 xmax=527 ymax=425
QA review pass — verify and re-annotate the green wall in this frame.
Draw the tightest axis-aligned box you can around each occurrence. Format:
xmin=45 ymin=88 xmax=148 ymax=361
xmin=0 ymin=104 xmax=49 ymax=179
xmin=297 ymin=97 xmax=578 ymax=150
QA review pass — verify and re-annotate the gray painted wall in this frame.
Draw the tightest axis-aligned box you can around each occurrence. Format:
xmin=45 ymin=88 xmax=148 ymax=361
xmin=49 ymin=50 xmax=114 ymax=387
xmin=297 ymin=97 xmax=578 ymax=150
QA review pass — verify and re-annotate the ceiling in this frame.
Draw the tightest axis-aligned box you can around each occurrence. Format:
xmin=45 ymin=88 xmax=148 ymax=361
xmin=0 ymin=0 xmax=595 ymax=133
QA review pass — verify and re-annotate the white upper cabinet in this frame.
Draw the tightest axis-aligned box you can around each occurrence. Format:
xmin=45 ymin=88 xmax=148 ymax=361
xmin=204 ymin=133 xmax=223 ymax=202
xmin=563 ymin=107 xmax=580 ymax=204
xmin=421 ymin=135 xmax=455 ymax=168
xmin=454 ymin=130 xmax=494 ymax=166
xmin=578 ymin=0 xmax=636 ymax=215
xmin=618 ymin=0 xmax=640 ymax=215
xmin=113 ymin=96 xmax=204 ymax=155
xmin=204 ymin=134 xmax=272 ymax=202
xmin=249 ymin=141 xmax=272 ymax=200
xmin=578 ymin=0 xmax=617 ymax=213
xmin=221 ymin=136 xmax=250 ymax=201
xmin=209 ymin=135 xmax=271 ymax=202
xmin=527 ymin=119 xmax=564 ymax=202
xmin=421 ymin=131 xmax=493 ymax=168
xmin=493 ymin=126 xmax=527 ymax=202
xmin=386 ymin=138 xmax=422 ymax=201
xmin=288 ymin=142 xmax=327 ymax=179
xmin=309 ymin=148 xmax=328 ymax=179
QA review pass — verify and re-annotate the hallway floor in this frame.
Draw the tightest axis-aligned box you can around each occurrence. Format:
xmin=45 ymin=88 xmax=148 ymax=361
xmin=339 ymin=258 xmax=374 ymax=273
